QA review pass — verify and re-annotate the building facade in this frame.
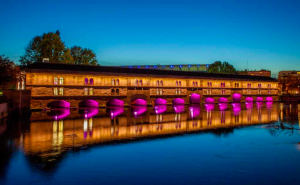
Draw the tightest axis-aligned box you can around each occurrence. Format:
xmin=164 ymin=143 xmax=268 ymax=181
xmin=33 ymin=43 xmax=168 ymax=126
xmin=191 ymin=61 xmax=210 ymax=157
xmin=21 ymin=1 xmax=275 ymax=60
xmin=121 ymin=64 xmax=209 ymax=72
xmin=238 ymin=69 xmax=271 ymax=77
xmin=21 ymin=63 xmax=278 ymax=109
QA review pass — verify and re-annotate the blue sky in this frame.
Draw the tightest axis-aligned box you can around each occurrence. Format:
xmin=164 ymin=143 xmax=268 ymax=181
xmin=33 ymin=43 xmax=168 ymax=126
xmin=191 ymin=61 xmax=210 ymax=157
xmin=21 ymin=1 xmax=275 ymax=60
xmin=1 ymin=0 xmax=300 ymax=76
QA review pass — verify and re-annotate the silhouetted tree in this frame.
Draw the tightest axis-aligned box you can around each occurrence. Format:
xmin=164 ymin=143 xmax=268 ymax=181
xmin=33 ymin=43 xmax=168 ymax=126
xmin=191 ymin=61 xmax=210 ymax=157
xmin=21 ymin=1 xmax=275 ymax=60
xmin=0 ymin=55 xmax=19 ymax=89
xmin=70 ymin=46 xmax=98 ymax=65
xmin=207 ymin=61 xmax=236 ymax=74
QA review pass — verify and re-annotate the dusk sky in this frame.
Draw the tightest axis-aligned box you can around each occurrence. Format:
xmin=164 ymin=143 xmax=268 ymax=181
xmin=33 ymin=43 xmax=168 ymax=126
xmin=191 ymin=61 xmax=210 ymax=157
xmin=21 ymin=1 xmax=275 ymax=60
xmin=1 ymin=0 xmax=300 ymax=76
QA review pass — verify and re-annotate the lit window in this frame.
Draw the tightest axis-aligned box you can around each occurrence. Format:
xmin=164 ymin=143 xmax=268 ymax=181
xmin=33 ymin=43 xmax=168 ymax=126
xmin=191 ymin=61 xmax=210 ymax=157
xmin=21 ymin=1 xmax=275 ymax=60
xmin=89 ymin=88 xmax=93 ymax=95
xmin=136 ymin=79 xmax=139 ymax=86
xmin=176 ymin=81 xmax=178 ymax=87
xmin=90 ymin=78 xmax=94 ymax=85
xmin=140 ymin=79 xmax=143 ymax=86
xmin=178 ymin=89 xmax=181 ymax=95
xmin=17 ymin=81 xmax=20 ymax=90
xmin=85 ymin=78 xmax=89 ymax=85
xmin=175 ymin=89 xmax=178 ymax=95
xmin=160 ymin=89 xmax=163 ymax=95
xmin=21 ymin=79 xmax=25 ymax=90
xmin=160 ymin=80 xmax=163 ymax=86
xmin=111 ymin=79 xmax=115 ymax=86
xmin=157 ymin=80 xmax=159 ymax=86
xmin=84 ymin=88 xmax=88 ymax=95
xmin=157 ymin=89 xmax=159 ymax=95
xmin=116 ymin=79 xmax=119 ymax=86
xmin=179 ymin=81 xmax=181 ymax=86
xmin=59 ymin=77 xmax=64 ymax=85
xmin=54 ymin=88 xmax=58 ymax=96
xmin=54 ymin=77 xmax=58 ymax=85
xmin=59 ymin=88 xmax=64 ymax=95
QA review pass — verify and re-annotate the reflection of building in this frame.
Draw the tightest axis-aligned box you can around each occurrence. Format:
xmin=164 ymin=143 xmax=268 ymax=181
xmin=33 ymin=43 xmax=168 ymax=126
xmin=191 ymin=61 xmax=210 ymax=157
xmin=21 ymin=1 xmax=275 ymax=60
xmin=19 ymin=63 xmax=278 ymax=109
xmin=238 ymin=69 xmax=271 ymax=77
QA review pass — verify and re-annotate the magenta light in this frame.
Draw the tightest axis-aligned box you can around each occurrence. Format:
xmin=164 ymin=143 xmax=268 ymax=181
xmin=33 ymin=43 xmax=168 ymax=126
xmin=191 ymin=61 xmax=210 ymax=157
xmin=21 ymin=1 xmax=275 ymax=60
xmin=205 ymin=97 xmax=215 ymax=104
xmin=218 ymin=97 xmax=228 ymax=103
xmin=232 ymin=93 xmax=241 ymax=102
xmin=245 ymin=97 xmax=254 ymax=102
xmin=189 ymin=105 xmax=200 ymax=118
xmin=256 ymin=102 xmax=263 ymax=109
xmin=172 ymin=98 xmax=185 ymax=105
xmin=266 ymin=97 xmax=273 ymax=102
xmin=48 ymin=108 xmax=70 ymax=120
xmin=154 ymin=98 xmax=167 ymax=105
xmin=107 ymin=106 xmax=124 ymax=119
xmin=132 ymin=106 xmax=147 ymax=118
xmin=232 ymin=103 xmax=241 ymax=116
xmin=79 ymin=99 xmax=99 ymax=108
xmin=256 ymin=97 xmax=264 ymax=102
xmin=190 ymin=93 xmax=201 ymax=104
xmin=132 ymin=99 xmax=147 ymax=106
xmin=173 ymin=105 xmax=185 ymax=113
xmin=153 ymin=105 xmax=167 ymax=114
xmin=205 ymin=103 xmax=215 ymax=111
xmin=47 ymin=100 xmax=70 ymax=108
xmin=218 ymin=103 xmax=228 ymax=111
xmin=106 ymin=99 xmax=124 ymax=107
xmin=266 ymin=102 xmax=273 ymax=109
xmin=245 ymin=102 xmax=253 ymax=110
xmin=79 ymin=108 xmax=99 ymax=119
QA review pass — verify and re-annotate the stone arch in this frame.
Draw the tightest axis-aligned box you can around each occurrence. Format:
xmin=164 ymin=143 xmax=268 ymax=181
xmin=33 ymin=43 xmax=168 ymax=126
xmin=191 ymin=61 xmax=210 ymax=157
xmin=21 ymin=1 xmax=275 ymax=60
xmin=47 ymin=100 xmax=70 ymax=108
xmin=79 ymin=99 xmax=99 ymax=108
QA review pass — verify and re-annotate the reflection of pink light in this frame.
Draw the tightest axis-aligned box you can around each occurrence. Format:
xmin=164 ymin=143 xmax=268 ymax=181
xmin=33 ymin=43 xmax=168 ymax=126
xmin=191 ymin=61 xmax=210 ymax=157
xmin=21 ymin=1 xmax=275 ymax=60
xmin=205 ymin=104 xmax=215 ymax=111
xmin=47 ymin=100 xmax=70 ymax=108
xmin=266 ymin=102 xmax=273 ymax=109
xmin=245 ymin=97 xmax=254 ymax=102
xmin=256 ymin=97 xmax=263 ymax=102
xmin=245 ymin=102 xmax=253 ymax=110
xmin=172 ymin=98 xmax=185 ymax=105
xmin=107 ymin=99 xmax=124 ymax=107
xmin=256 ymin=101 xmax=263 ymax=109
xmin=218 ymin=97 xmax=228 ymax=103
xmin=154 ymin=98 xmax=167 ymax=105
xmin=232 ymin=93 xmax=241 ymax=102
xmin=132 ymin=106 xmax=147 ymax=118
xmin=189 ymin=105 xmax=200 ymax=118
xmin=218 ymin=103 xmax=228 ymax=111
xmin=79 ymin=108 xmax=99 ymax=118
xmin=107 ymin=107 xmax=124 ymax=119
xmin=266 ymin=97 xmax=273 ymax=102
xmin=79 ymin=99 xmax=99 ymax=107
xmin=173 ymin=105 xmax=185 ymax=113
xmin=153 ymin=105 xmax=167 ymax=114
xmin=232 ymin=103 xmax=241 ymax=116
xmin=132 ymin=99 xmax=147 ymax=106
xmin=48 ymin=108 xmax=70 ymax=120
xmin=205 ymin=98 xmax=215 ymax=104
xmin=190 ymin=93 xmax=201 ymax=104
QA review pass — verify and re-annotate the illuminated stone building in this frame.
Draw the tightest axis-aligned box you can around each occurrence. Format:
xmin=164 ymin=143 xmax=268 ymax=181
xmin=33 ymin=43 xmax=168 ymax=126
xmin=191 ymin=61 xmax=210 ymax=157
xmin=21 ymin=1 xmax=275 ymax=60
xmin=21 ymin=63 xmax=278 ymax=109
xmin=238 ymin=69 xmax=271 ymax=77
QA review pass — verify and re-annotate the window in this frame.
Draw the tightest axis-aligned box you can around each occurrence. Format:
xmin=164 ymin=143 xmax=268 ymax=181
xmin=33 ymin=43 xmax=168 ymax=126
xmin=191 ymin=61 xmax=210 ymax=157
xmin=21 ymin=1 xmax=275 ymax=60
xmin=175 ymin=89 xmax=178 ymax=95
xmin=116 ymin=89 xmax=119 ymax=95
xmin=89 ymin=88 xmax=93 ymax=95
xmin=59 ymin=77 xmax=64 ymax=85
xmin=247 ymin=89 xmax=251 ymax=94
xmin=54 ymin=77 xmax=58 ymax=85
xmin=156 ymin=80 xmax=160 ymax=86
xmin=85 ymin=78 xmax=89 ymax=85
xmin=17 ymin=81 xmax=20 ymax=90
xmin=207 ymin=82 xmax=212 ymax=87
xmin=176 ymin=81 xmax=178 ymax=87
xmin=116 ymin=79 xmax=119 ymax=86
xmin=268 ymin=90 xmax=271 ymax=94
xmin=178 ymin=89 xmax=181 ymax=95
xmin=258 ymin=83 xmax=261 ymax=88
xmin=160 ymin=80 xmax=163 ymax=86
xmin=84 ymin=88 xmax=88 ymax=95
xmin=160 ymin=89 xmax=163 ymax=95
xmin=157 ymin=89 xmax=159 ymax=95
xmin=139 ymin=79 xmax=143 ymax=86
xmin=111 ymin=79 xmax=115 ymax=86
xmin=90 ymin=78 xmax=94 ymax=85
xmin=247 ymin=83 xmax=251 ymax=88
xmin=135 ymin=79 xmax=139 ymax=86
xmin=59 ymin=88 xmax=64 ymax=95
xmin=111 ymin=89 xmax=115 ymax=94
xmin=21 ymin=79 xmax=25 ymax=90
xmin=54 ymin=88 xmax=58 ymax=96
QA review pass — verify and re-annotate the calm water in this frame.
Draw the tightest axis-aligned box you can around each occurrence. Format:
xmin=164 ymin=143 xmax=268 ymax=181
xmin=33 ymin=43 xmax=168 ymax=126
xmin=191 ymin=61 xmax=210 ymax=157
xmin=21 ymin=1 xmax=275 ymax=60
xmin=0 ymin=102 xmax=300 ymax=185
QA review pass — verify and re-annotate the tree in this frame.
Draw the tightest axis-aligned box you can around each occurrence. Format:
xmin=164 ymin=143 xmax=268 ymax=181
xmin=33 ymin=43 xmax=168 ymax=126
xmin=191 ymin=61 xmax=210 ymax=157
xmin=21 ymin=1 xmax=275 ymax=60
xmin=207 ymin=61 xmax=236 ymax=74
xmin=70 ymin=46 xmax=98 ymax=65
xmin=0 ymin=55 xmax=19 ymax=89
xmin=61 ymin=48 xmax=75 ymax=64
xmin=20 ymin=30 xmax=65 ymax=66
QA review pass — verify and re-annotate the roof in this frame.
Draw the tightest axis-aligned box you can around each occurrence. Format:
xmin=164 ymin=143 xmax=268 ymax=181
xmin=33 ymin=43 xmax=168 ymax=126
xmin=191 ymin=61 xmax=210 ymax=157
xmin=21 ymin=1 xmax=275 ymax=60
xmin=23 ymin=62 xmax=277 ymax=82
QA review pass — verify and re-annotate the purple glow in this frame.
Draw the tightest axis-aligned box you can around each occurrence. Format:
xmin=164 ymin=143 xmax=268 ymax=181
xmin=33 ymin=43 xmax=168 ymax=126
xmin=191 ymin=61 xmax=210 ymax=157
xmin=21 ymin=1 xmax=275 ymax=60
xmin=232 ymin=93 xmax=241 ymax=102
xmin=205 ymin=103 xmax=215 ymax=111
xmin=48 ymin=108 xmax=70 ymax=120
xmin=256 ymin=101 xmax=263 ymax=109
xmin=189 ymin=105 xmax=200 ymax=118
xmin=218 ymin=103 xmax=228 ymax=111
xmin=266 ymin=102 xmax=273 ymax=109
xmin=245 ymin=102 xmax=253 ymax=110
xmin=47 ymin=100 xmax=70 ymax=108
xmin=79 ymin=108 xmax=99 ymax=118
xmin=172 ymin=98 xmax=185 ymax=105
xmin=190 ymin=93 xmax=201 ymax=104
xmin=79 ymin=99 xmax=99 ymax=107
xmin=256 ymin=97 xmax=264 ymax=102
xmin=132 ymin=106 xmax=147 ymax=118
xmin=153 ymin=105 xmax=167 ymax=114
xmin=232 ymin=103 xmax=241 ymax=116
xmin=106 ymin=99 xmax=124 ymax=107
xmin=205 ymin=97 xmax=215 ymax=104
xmin=218 ymin=97 xmax=228 ymax=103
xmin=173 ymin=105 xmax=185 ymax=113
xmin=107 ymin=107 xmax=124 ymax=119
xmin=266 ymin=97 xmax=273 ymax=102
xmin=132 ymin=99 xmax=147 ymax=106
xmin=245 ymin=97 xmax=254 ymax=102
xmin=154 ymin=98 xmax=167 ymax=105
